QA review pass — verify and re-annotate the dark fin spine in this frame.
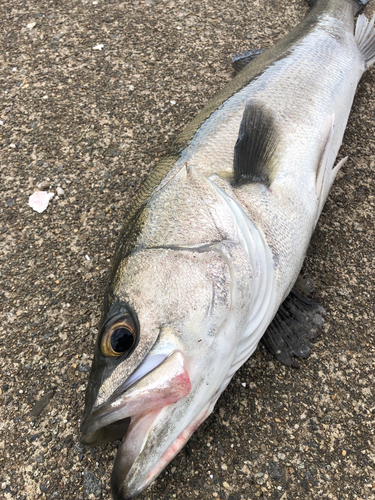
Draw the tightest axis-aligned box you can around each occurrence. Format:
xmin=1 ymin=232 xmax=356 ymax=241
xmin=232 ymin=49 xmax=265 ymax=74
xmin=355 ymin=14 xmax=375 ymax=68
xmin=261 ymin=289 xmax=325 ymax=367
xmin=233 ymin=100 xmax=279 ymax=187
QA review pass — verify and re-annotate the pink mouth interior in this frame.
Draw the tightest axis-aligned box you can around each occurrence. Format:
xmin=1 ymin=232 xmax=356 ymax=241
xmin=144 ymin=402 xmax=211 ymax=485
xmin=114 ymin=350 xmax=192 ymax=417
xmin=111 ymin=351 xmax=194 ymax=498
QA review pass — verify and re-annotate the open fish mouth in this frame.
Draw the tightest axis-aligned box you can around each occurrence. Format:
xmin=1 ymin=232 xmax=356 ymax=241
xmin=80 ymin=351 xmax=192 ymax=497
xmin=111 ymin=400 xmax=211 ymax=500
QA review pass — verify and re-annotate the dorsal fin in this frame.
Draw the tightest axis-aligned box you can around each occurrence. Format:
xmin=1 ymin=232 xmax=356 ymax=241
xmin=233 ymin=100 xmax=279 ymax=187
xmin=232 ymin=48 xmax=265 ymax=74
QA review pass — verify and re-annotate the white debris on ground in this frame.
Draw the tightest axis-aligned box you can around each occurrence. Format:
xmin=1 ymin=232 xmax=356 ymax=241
xmin=28 ymin=191 xmax=54 ymax=213
xmin=93 ymin=44 xmax=104 ymax=50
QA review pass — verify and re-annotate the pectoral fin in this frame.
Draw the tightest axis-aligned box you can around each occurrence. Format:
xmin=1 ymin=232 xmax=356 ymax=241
xmin=261 ymin=289 xmax=325 ymax=367
xmin=315 ymin=113 xmax=347 ymax=220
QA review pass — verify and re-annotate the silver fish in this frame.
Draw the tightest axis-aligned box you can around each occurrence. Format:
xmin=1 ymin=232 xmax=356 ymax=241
xmin=80 ymin=0 xmax=375 ymax=498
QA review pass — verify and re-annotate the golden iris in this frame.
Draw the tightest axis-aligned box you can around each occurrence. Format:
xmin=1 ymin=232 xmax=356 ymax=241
xmin=101 ymin=316 xmax=137 ymax=357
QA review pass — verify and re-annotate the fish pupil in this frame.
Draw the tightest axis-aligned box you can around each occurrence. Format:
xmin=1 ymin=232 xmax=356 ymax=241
xmin=111 ymin=328 xmax=134 ymax=353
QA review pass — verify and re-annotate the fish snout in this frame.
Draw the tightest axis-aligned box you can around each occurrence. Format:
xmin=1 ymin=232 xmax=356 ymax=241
xmin=80 ymin=350 xmax=191 ymax=446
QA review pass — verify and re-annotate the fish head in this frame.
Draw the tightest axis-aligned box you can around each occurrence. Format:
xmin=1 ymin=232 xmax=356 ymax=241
xmin=80 ymin=165 xmax=254 ymax=499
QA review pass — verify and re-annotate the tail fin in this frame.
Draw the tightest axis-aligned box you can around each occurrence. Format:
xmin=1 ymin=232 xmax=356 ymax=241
xmin=355 ymin=14 xmax=375 ymax=68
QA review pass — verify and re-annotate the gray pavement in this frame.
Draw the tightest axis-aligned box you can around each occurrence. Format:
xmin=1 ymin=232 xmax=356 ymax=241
xmin=0 ymin=0 xmax=374 ymax=499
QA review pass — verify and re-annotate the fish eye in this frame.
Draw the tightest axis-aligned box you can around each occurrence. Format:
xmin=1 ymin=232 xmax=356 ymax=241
xmin=101 ymin=315 xmax=137 ymax=357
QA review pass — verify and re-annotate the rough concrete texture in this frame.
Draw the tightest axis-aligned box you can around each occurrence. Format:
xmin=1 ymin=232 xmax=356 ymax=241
xmin=0 ymin=0 xmax=374 ymax=499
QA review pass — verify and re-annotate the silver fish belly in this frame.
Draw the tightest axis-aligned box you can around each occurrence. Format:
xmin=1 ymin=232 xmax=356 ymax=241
xmin=80 ymin=1 xmax=375 ymax=498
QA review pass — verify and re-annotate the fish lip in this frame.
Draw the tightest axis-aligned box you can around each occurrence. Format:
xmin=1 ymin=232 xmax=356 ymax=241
xmin=80 ymin=404 xmax=131 ymax=447
xmin=80 ymin=365 xmax=163 ymax=446
xmin=80 ymin=350 xmax=191 ymax=446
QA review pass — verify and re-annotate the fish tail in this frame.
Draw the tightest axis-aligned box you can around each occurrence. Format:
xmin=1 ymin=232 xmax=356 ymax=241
xmin=355 ymin=13 xmax=375 ymax=68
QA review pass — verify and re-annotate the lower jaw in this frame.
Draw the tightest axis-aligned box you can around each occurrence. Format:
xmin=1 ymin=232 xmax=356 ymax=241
xmin=111 ymin=402 xmax=212 ymax=499
xmin=145 ymin=402 xmax=211 ymax=484
xmin=111 ymin=408 xmax=163 ymax=500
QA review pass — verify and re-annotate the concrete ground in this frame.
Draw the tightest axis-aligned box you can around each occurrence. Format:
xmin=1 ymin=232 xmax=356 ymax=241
xmin=0 ymin=0 xmax=374 ymax=499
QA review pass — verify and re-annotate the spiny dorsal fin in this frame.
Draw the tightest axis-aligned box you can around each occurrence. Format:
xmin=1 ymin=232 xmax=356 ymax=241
xmin=232 ymin=48 xmax=265 ymax=74
xmin=233 ymin=100 xmax=279 ymax=187
xmin=261 ymin=288 xmax=325 ymax=367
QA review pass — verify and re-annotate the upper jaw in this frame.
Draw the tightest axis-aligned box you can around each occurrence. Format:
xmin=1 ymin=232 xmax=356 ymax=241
xmin=80 ymin=350 xmax=191 ymax=446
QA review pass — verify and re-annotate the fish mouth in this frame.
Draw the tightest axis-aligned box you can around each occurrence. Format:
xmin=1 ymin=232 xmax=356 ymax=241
xmin=111 ymin=401 xmax=211 ymax=500
xmin=80 ymin=350 xmax=192 ymax=497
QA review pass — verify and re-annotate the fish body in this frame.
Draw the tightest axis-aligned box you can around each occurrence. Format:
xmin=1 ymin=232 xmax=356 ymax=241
xmin=80 ymin=1 xmax=375 ymax=498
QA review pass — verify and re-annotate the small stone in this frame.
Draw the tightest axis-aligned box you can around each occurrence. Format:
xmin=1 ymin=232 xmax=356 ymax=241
xmin=56 ymin=187 xmax=64 ymax=196
xmin=35 ymin=454 xmax=45 ymax=463
xmin=78 ymin=363 xmax=90 ymax=372
xmin=342 ymin=450 xmax=347 ymax=456
xmin=38 ymin=180 xmax=49 ymax=190
xmin=223 ymin=481 xmax=230 ymax=490
xmin=40 ymin=483 xmax=49 ymax=493
xmin=269 ymin=460 xmax=284 ymax=480
xmin=75 ymin=442 xmax=86 ymax=454
xmin=6 ymin=198 xmax=14 ymax=207
xmin=83 ymin=470 xmax=102 ymax=498
xmin=29 ymin=391 xmax=55 ymax=417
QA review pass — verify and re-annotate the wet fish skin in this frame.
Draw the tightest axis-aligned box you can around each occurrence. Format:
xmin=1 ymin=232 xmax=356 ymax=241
xmin=80 ymin=0 xmax=375 ymax=498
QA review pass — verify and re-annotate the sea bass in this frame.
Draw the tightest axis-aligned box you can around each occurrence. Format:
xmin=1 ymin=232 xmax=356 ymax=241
xmin=80 ymin=0 xmax=375 ymax=498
